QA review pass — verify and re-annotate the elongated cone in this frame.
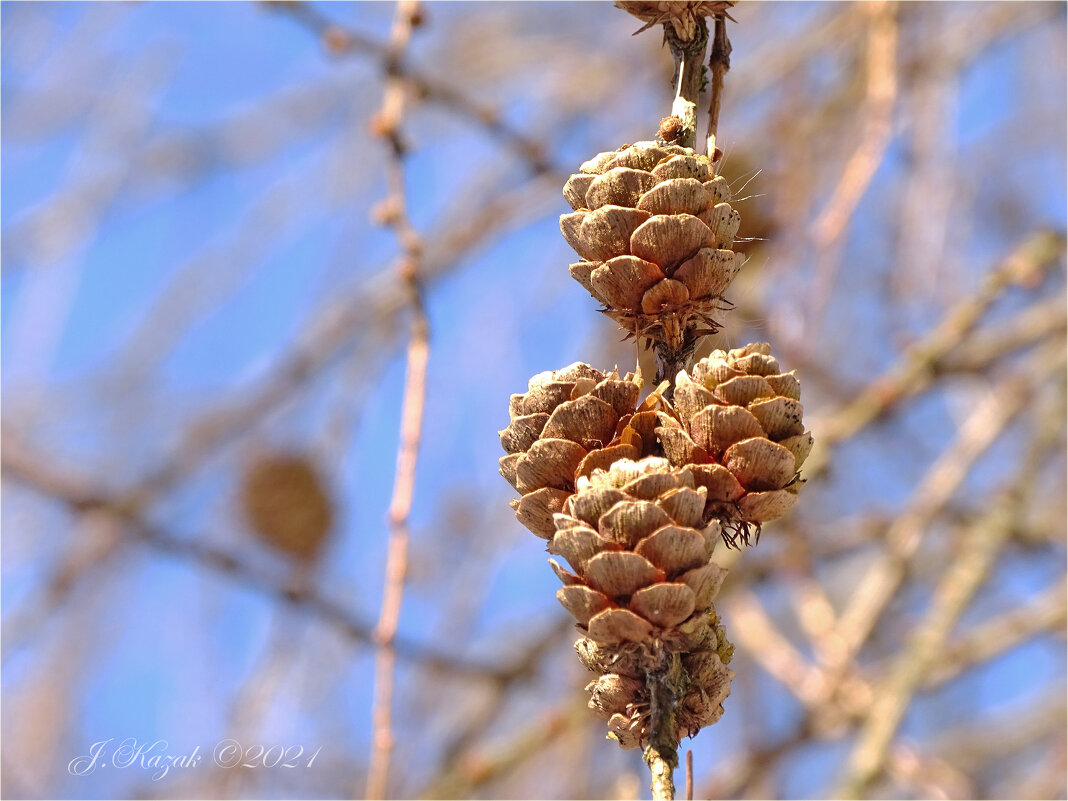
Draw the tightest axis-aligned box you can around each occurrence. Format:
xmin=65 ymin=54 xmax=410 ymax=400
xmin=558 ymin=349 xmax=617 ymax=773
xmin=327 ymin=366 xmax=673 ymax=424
xmin=550 ymin=457 xmax=735 ymax=749
xmin=561 ymin=141 xmax=744 ymax=371
xmin=500 ymin=363 xmax=673 ymax=538
xmin=657 ymin=343 xmax=813 ymax=546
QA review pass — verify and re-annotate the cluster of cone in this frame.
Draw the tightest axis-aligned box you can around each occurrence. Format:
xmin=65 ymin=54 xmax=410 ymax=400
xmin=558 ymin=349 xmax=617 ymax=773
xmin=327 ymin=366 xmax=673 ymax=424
xmin=500 ymin=138 xmax=810 ymax=752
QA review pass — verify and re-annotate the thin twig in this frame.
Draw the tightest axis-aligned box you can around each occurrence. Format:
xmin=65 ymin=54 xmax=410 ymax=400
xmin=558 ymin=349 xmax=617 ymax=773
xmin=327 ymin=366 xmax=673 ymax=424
xmin=643 ymin=651 xmax=686 ymax=800
xmin=699 ymin=727 xmax=811 ymax=799
xmin=427 ymin=619 xmax=570 ymax=783
xmin=366 ymin=4 xmax=429 ymax=798
xmin=835 ymin=486 xmax=1021 ymax=797
xmin=811 ymin=1 xmax=897 ymax=248
xmin=936 ymin=686 xmax=1066 ymax=789
xmin=807 ymin=1 xmax=898 ymax=333
xmin=784 ymin=555 xmax=842 ymax=673
xmin=0 ymin=512 xmax=124 ymax=661
xmin=269 ymin=0 xmax=560 ymax=177
xmin=830 ymin=352 xmax=1060 ymax=665
xmin=1 ymin=437 xmax=513 ymax=682
xmin=723 ymin=346 xmax=1064 ymax=740
xmin=923 ymin=576 xmax=1067 ymax=688
xmin=422 ymin=695 xmax=588 ymax=799
xmin=938 ymin=295 xmax=1067 ymax=374
xmin=4 ymin=170 xmax=560 ymax=670
xmin=705 ymin=16 xmax=732 ymax=150
xmin=723 ymin=589 xmax=826 ymax=708
xmin=128 ymin=167 xmax=557 ymax=505
xmin=885 ymin=742 xmax=975 ymax=800
xmin=806 ymin=229 xmax=1066 ymax=478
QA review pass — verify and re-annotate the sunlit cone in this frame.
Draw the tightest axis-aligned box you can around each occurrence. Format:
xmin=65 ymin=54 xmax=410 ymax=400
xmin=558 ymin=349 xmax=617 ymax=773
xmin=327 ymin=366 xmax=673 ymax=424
xmin=548 ymin=456 xmax=734 ymax=749
xmin=560 ymin=141 xmax=744 ymax=376
xmin=241 ymin=452 xmax=333 ymax=560
xmin=500 ymin=363 xmax=670 ymax=538
xmin=657 ymin=343 xmax=812 ymax=546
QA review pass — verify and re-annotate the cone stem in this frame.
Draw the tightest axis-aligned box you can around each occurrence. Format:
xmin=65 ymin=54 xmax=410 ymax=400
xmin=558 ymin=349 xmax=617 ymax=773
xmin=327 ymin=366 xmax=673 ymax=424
xmin=654 ymin=341 xmax=691 ymax=395
xmin=664 ymin=21 xmax=709 ymax=150
xmin=643 ymin=652 xmax=687 ymax=801
xmin=646 ymin=742 xmax=676 ymax=801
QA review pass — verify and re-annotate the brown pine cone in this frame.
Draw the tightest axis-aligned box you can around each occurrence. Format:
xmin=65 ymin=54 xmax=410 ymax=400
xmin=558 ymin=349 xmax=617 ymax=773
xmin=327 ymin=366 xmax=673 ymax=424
xmin=548 ymin=457 xmax=734 ymax=749
xmin=241 ymin=452 xmax=333 ymax=560
xmin=656 ymin=343 xmax=813 ymax=545
xmin=499 ymin=363 xmax=671 ymax=538
xmin=560 ymin=141 xmax=743 ymax=373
